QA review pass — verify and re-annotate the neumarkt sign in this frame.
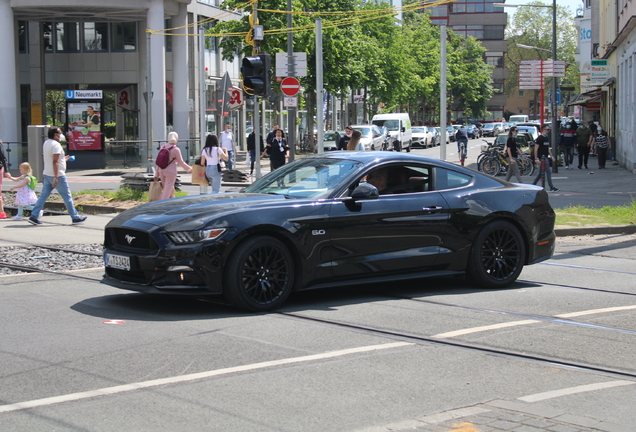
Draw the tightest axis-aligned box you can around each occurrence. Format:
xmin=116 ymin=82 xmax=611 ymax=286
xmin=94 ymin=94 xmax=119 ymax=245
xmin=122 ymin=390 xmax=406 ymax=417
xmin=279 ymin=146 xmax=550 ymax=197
xmin=65 ymin=90 xmax=103 ymax=99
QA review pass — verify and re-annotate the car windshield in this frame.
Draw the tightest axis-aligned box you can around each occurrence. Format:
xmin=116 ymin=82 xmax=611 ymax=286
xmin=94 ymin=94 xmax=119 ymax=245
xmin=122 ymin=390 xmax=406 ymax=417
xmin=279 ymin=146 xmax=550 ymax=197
xmin=353 ymin=127 xmax=371 ymax=137
xmin=412 ymin=127 xmax=425 ymax=133
xmin=483 ymin=124 xmax=494 ymax=129
xmin=243 ymin=158 xmax=363 ymax=199
xmin=372 ymin=119 xmax=399 ymax=131
xmin=324 ymin=132 xmax=339 ymax=141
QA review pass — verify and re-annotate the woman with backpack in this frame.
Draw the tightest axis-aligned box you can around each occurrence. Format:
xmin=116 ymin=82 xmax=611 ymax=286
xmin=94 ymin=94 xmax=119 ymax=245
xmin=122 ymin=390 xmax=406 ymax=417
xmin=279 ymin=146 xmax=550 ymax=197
xmin=5 ymin=162 xmax=38 ymax=221
xmin=200 ymin=133 xmax=228 ymax=194
xmin=154 ymin=131 xmax=192 ymax=200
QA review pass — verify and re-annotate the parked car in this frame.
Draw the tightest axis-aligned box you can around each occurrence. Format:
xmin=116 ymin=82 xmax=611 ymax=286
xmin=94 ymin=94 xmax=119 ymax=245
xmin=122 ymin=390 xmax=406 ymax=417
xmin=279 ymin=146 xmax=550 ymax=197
xmin=102 ymin=152 xmax=556 ymax=312
xmin=351 ymin=124 xmax=384 ymax=151
xmin=465 ymin=124 xmax=481 ymax=139
xmin=322 ymin=131 xmax=341 ymax=152
xmin=411 ymin=126 xmax=434 ymax=148
xmin=447 ymin=126 xmax=457 ymax=142
xmin=494 ymin=123 xmax=505 ymax=135
xmin=481 ymin=123 xmax=497 ymax=137
xmin=516 ymin=126 xmax=539 ymax=142
xmin=494 ymin=133 xmax=531 ymax=150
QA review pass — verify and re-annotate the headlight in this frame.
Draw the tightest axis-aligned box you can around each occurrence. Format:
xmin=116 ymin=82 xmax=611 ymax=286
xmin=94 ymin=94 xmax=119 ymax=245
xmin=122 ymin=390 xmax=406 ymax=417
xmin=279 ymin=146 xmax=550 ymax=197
xmin=166 ymin=228 xmax=226 ymax=244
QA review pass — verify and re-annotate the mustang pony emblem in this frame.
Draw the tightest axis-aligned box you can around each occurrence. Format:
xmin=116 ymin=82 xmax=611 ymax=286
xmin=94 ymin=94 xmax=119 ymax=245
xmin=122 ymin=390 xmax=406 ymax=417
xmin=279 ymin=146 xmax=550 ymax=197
xmin=125 ymin=234 xmax=136 ymax=244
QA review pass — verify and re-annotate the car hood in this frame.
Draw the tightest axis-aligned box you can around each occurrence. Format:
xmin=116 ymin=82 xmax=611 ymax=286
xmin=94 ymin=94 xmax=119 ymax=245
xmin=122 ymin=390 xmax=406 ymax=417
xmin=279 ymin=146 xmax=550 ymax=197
xmin=108 ymin=193 xmax=291 ymax=231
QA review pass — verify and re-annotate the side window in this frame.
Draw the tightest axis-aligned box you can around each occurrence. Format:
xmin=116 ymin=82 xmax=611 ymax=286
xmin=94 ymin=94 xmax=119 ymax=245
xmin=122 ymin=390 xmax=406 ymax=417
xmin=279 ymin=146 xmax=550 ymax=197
xmin=359 ymin=165 xmax=432 ymax=195
xmin=434 ymin=167 xmax=472 ymax=190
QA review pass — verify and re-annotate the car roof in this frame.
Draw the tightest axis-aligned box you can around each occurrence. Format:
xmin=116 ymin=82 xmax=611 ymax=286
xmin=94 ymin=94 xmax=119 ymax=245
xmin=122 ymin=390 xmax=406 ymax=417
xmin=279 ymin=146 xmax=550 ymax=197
xmin=304 ymin=150 xmax=473 ymax=171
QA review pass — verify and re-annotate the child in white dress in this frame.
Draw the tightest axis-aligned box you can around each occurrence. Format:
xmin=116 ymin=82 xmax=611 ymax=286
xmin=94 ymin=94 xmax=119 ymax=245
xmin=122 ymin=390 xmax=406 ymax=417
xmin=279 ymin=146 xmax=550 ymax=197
xmin=6 ymin=162 xmax=38 ymax=221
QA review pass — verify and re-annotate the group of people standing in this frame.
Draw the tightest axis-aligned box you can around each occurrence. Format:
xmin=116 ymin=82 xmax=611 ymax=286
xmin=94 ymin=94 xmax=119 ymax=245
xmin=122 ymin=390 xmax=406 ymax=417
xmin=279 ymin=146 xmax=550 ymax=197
xmin=559 ymin=120 xmax=610 ymax=170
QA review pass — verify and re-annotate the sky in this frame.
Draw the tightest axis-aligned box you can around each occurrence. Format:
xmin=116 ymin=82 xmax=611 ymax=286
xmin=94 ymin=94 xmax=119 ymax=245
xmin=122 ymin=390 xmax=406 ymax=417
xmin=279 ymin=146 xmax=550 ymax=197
xmin=506 ymin=0 xmax=584 ymax=19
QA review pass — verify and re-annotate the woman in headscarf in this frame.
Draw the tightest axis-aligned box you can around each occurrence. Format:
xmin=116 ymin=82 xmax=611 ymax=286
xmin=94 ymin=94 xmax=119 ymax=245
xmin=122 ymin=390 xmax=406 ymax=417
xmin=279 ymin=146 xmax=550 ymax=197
xmin=154 ymin=131 xmax=192 ymax=200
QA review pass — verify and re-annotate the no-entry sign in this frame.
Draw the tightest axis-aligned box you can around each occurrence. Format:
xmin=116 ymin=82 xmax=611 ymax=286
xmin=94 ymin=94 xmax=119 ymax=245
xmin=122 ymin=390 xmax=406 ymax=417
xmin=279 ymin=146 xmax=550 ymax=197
xmin=281 ymin=77 xmax=300 ymax=96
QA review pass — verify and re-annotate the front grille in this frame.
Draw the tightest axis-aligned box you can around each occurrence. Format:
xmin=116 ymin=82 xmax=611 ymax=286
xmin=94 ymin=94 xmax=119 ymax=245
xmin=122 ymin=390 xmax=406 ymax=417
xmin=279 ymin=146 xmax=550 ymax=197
xmin=105 ymin=228 xmax=159 ymax=253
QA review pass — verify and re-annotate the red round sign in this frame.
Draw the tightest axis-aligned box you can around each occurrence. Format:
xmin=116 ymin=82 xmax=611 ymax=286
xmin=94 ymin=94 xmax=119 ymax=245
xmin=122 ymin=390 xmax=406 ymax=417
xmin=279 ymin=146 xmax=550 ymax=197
xmin=281 ymin=77 xmax=300 ymax=96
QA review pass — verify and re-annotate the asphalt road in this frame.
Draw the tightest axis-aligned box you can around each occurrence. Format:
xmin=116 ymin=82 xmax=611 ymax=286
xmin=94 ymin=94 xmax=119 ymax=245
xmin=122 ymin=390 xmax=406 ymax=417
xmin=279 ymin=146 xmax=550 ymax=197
xmin=1 ymin=232 xmax=636 ymax=431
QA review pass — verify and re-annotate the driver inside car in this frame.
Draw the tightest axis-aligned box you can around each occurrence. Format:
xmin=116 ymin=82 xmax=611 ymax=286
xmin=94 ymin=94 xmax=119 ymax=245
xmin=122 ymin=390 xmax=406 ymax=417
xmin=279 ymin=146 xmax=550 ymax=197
xmin=365 ymin=168 xmax=388 ymax=193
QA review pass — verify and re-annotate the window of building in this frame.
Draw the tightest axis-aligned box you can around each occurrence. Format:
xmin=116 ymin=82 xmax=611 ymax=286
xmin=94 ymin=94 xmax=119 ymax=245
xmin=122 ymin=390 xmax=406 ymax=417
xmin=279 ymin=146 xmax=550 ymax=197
xmin=199 ymin=17 xmax=217 ymax=52
xmin=18 ymin=21 xmax=28 ymax=53
xmin=518 ymin=90 xmax=525 ymax=97
xmin=492 ymin=79 xmax=504 ymax=93
xmin=43 ymin=23 xmax=54 ymax=52
xmin=429 ymin=5 xmax=448 ymax=16
xmin=431 ymin=18 xmax=448 ymax=25
xmin=518 ymin=109 xmax=524 ymax=114
xmin=112 ymin=22 xmax=136 ymax=51
xmin=84 ymin=22 xmax=108 ymax=51
xmin=484 ymin=25 xmax=504 ymax=40
xmin=56 ymin=22 xmax=80 ymax=52
xmin=165 ymin=19 xmax=172 ymax=52
xmin=485 ymin=56 xmax=503 ymax=67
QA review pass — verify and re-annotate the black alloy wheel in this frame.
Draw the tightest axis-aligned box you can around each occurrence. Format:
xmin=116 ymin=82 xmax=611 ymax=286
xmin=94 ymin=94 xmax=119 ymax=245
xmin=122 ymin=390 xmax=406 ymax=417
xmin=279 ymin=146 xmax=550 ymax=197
xmin=225 ymin=236 xmax=295 ymax=312
xmin=467 ymin=220 xmax=525 ymax=289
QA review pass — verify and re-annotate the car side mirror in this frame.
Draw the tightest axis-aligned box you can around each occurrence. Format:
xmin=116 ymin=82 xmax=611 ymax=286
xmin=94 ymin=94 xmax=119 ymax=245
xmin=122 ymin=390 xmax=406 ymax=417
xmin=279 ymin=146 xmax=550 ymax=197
xmin=401 ymin=127 xmax=406 ymax=133
xmin=350 ymin=183 xmax=379 ymax=201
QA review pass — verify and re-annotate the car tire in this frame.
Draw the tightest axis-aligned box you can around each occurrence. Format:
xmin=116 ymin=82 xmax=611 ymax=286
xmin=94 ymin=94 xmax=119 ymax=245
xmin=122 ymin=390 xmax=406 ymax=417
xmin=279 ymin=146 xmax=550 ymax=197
xmin=467 ymin=220 xmax=525 ymax=289
xmin=224 ymin=236 xmax=295 ymax=312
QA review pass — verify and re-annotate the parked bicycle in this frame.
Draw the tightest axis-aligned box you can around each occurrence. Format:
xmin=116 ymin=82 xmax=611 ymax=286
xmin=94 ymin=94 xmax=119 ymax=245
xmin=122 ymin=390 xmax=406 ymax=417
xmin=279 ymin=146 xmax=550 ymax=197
xmin=477 ymin=139 xmax=534 ymax=177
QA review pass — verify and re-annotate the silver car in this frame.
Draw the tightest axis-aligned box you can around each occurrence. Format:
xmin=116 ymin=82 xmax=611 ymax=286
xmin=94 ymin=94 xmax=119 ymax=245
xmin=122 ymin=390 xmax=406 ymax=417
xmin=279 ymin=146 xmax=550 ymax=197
xmin=411 ymin=126 xmax=434 ymax=148
xmin=351 ymin=124 xmax=385 ymax=151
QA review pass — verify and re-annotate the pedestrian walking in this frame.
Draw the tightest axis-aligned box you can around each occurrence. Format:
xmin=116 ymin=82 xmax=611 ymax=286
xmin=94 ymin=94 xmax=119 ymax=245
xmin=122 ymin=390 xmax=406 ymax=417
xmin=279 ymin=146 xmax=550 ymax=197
xmin=266 ymin=125 xmax=279 ymax=146
xmin=576 ymin=122 xmax=592 ymax=169
xmin=220 ymin=124 xmax=235 ymax=170
xmin=346 ymin=130 xmax=365 ymax=151
xmin=559 ymin=121 xmax=577 ymax=169
xmin=338 ymin=126 xmax=353 ymax=150
xmin=5 ymin=162 xmax=38 ymax=220
xmin=247 ymin=130 xmax=264 ymax=176
xmin=154 ymin=131 xmax=192 ymax=200
xmin=201 ymin=133 xmax=229 ymax=194
xmin=504 ymin=127 xmax=523 ymax=183
xmin=0 ymin=139 xmax=8 ymax=219
xmin=531 ymin=124 xmax=558 ymax=192
xmin=262 ymin=129 xmax=289 ymax=171
xmin=591 ymin=126 xmax=609 ymax=169
xmin=28 ymin=127 xmax=87 ymax=225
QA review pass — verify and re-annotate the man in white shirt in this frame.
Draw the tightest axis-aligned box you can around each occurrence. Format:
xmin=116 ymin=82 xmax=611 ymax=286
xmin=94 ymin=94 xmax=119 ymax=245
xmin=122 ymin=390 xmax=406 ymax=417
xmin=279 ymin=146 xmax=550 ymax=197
xmin=28 ymin=127 xmax=87 ymax=225
xmin=220 ymin=124 xmax=235 ymax=170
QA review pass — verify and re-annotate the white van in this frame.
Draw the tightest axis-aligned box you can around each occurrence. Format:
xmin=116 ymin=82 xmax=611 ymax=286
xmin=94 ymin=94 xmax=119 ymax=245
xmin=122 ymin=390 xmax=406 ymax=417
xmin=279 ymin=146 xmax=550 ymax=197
xmin=509 ymin=115 xmax=529 ymax=124
xmin=371 ymin=113 xmax=413 ymax=152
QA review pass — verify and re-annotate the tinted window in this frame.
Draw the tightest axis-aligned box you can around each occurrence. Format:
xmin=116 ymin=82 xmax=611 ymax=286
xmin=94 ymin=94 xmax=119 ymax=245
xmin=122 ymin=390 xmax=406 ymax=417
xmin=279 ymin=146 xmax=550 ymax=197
xmin=435 ymin=168 xmax=472 ymax=190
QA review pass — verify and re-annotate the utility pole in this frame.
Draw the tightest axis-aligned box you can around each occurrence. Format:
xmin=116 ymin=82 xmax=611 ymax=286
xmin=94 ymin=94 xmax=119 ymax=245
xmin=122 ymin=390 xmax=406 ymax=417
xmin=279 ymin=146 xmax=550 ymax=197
xmin=440 ymin=24 xmax=447 ymax=161
xmin=316 ymin=18 xmax=323 ymax=155
xmin=287 ymin=0 xmax=296 ymax=161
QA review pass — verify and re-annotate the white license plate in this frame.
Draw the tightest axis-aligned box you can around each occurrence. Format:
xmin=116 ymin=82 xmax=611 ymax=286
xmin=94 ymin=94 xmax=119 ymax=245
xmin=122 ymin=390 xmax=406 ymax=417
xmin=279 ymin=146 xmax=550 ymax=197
xmin=105 ymin=253 xmax=131 ymax=271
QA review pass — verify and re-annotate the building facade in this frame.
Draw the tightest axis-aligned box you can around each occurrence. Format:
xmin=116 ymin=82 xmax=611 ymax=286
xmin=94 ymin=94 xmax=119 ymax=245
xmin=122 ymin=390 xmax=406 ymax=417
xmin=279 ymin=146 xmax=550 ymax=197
xmin=427 ymin=0 xmax=508 ymax=121
xmin=1 ymin=0 xmax=244 ymax=170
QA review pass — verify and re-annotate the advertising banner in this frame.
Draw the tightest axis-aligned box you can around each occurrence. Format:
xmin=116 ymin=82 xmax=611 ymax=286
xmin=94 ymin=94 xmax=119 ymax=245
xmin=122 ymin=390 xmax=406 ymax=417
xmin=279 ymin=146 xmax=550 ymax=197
xmin=65 ymin=101 xmax=103 ymax=151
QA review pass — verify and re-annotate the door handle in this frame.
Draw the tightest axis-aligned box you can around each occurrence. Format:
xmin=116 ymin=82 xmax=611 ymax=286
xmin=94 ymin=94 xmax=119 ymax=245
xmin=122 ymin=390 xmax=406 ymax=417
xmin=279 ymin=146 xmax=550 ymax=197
xmin=422 ymin=206 xmax=444 ymax=214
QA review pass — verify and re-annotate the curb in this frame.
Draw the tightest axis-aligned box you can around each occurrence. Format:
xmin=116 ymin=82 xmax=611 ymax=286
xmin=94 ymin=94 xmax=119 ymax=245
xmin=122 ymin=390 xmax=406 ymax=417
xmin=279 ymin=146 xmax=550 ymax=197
xmin=554 ymin=224 xmax=636 ymax=237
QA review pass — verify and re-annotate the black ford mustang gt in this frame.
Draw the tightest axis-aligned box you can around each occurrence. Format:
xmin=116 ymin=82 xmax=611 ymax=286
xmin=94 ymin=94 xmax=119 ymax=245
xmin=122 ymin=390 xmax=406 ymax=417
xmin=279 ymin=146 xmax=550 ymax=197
xmin=102 ymin=152 xmax=555 ymax=312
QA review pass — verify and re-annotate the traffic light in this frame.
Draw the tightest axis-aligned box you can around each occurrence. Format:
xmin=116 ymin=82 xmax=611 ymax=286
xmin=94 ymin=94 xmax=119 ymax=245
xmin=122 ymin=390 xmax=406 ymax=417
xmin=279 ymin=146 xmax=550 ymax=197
xmin=241 ymin=53 xmax=271 ymax=97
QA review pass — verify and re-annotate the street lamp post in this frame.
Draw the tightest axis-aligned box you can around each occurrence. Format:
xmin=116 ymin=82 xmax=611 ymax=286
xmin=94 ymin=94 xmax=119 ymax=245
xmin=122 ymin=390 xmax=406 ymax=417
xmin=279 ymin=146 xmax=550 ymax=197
xmin=497 ymin=1 xmax=558 ymax=172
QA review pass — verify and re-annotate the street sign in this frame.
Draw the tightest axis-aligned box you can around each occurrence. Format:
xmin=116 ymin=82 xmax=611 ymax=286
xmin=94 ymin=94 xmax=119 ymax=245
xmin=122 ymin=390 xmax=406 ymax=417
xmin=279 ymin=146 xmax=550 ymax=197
xmin=284 ymin=96 xmax=297 ymax=107
xmin=227 ymin=86 xmax=244 ymax=111
xmin=281 ymin=77 xmax=300 ymax=96
xmin=275 ymin=52 xmax=308 ymax=77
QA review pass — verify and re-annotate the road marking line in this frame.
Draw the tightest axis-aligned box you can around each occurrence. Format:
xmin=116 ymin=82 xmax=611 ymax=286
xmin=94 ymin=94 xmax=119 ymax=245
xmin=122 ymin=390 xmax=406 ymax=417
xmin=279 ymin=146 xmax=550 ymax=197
xmin=557 ymin=305 xmax=636 ymax=318
xmin=433 ymin=305 xmax=636 ymax=339
xmin=0 ymin=342 xmax=413 ymax=414
xmin=518 ymin=380 xmax=636 ymax=402
xmin=433 ymin=320 xmax=540 ymax=339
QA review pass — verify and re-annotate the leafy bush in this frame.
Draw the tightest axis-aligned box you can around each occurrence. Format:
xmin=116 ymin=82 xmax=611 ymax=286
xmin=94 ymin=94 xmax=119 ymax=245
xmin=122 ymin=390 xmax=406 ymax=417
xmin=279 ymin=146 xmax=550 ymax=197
xmin=104 ymin=122 xmax=116 ymax=139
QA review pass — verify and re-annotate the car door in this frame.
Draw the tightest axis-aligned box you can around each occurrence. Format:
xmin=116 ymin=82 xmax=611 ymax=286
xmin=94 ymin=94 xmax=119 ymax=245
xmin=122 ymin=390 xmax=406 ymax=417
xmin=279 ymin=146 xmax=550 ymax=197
xmin=326 ymin=164 xmax=451 ymax=281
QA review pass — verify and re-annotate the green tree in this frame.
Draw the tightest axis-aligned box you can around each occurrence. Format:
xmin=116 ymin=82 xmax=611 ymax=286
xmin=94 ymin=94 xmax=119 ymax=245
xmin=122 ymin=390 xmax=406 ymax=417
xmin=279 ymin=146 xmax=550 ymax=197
xmin=504 ymin=1 xmax=579 ymax=96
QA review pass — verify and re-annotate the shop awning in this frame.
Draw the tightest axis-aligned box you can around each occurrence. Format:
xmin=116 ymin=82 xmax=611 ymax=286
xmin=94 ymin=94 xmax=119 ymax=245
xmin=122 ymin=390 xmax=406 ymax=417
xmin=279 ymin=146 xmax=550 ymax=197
xmin=569 ymin=95 xmax=601 ymax=106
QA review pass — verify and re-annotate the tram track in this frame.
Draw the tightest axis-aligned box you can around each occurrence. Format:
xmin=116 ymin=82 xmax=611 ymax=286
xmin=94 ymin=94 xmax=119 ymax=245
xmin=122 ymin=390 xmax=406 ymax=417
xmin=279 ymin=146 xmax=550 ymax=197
xmin=276 ymin=310 xmax=636 ymax=381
